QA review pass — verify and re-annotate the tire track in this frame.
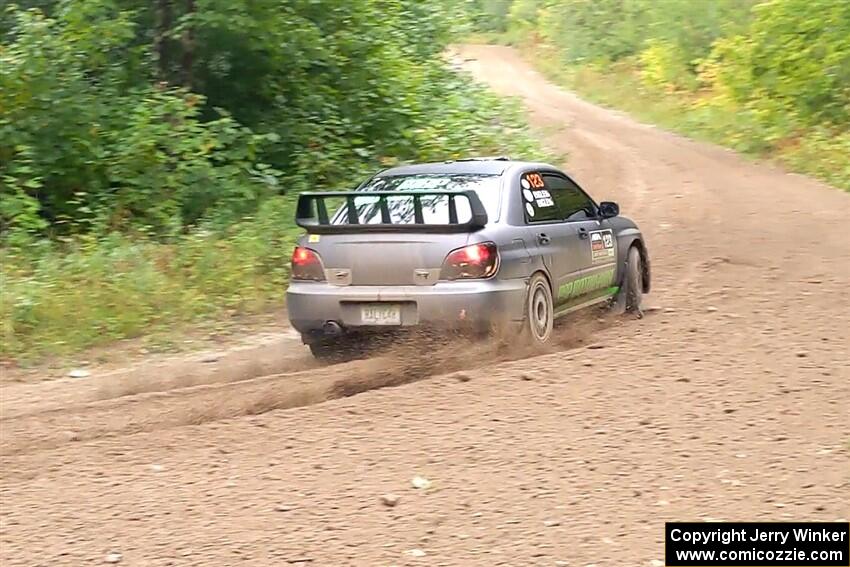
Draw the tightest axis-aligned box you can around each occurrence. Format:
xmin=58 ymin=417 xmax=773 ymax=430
xmin=1 ymin=319 xmax=612 ymax=457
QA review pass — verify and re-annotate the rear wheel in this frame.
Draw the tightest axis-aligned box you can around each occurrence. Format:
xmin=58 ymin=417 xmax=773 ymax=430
xmin=308 ymin=340 xmax=336 ymax=362
xmin=306 ymin=336 xmax=364 ymax=363
xmin=522 ymin=273 xmax=554 ymax=344
xmin=613 ymin=245 xmax=644 ymax=316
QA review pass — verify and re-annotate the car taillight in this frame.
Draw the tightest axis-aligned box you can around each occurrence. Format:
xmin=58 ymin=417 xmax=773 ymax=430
xmin=440 ymin=242 xmax=499 ymax=280
xmin=291 ymin=246 xmax=326 ymax=281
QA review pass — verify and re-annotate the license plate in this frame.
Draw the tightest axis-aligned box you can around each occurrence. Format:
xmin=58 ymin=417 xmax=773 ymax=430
xmin=361 ymin=304 xmax=401 ymax=325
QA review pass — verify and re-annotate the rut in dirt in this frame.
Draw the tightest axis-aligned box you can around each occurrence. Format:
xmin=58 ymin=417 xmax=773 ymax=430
xmin=0 ymin=314 xmax=620 ymax=457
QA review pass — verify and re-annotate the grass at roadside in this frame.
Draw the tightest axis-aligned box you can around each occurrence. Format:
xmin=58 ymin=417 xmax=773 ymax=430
xmin=1 ymin=198 xmax=300 ymax=363
xmin=504 ymin=41 xmax=850 ymax=192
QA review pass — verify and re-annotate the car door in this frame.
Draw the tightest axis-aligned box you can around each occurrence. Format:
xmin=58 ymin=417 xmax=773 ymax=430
xmin=542 ymin=173 xmax=618 ymax=303
xmin=519 ymin=170 xmax=583 ymax=307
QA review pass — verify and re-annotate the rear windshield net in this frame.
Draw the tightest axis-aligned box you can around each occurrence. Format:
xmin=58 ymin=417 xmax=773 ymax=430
xmin=330 ymin=174 xmax=501 ymax=225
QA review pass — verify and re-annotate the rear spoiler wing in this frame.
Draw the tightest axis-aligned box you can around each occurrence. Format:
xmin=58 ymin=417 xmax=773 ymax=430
xmin=295 ymin=190 xmax=489 ymax=234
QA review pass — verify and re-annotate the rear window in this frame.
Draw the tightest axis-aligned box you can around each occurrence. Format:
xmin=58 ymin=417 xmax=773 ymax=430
xmin=330 ymin=174 xmax=501 ymax=225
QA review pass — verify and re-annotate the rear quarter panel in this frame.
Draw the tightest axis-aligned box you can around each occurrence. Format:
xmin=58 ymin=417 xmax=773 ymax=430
xmin=468 ymin=225 xmax=534 ymax=281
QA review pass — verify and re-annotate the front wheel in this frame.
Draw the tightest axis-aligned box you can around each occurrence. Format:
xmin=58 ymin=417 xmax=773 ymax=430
xmin=522 ymin=273 xmax=554 ymax=344
xmin=613 ymin=245 xmax=644 ymax=316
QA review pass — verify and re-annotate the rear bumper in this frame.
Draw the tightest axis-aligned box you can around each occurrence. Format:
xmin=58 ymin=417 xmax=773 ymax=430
xmin=286 ymin=278 xmax=528 ymax=336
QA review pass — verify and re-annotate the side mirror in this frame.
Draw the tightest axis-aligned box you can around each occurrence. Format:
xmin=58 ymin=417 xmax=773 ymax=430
xmin=598 ymin=201 xmax=619 ymax=219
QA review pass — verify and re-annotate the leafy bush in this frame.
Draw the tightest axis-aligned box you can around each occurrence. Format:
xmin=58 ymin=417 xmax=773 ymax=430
xmin=467 ymin=0 xmax=514 ymax=33
xmin=487 ymin=0 xmax=849 ymax=192
xmin=0 ymin=6 xmax=277 ymax=240
xmin=703 ymin=0 xmax=850 ymax=134
xmin=0 ymin=0 xmax=551 ymax=360
xmin=532 ymin=0 xmax=754 ymax=69
xmin=639 ymin=39 xmax=697 ymax=92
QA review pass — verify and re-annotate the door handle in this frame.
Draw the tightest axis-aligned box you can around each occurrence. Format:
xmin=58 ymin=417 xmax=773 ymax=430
xmin=577 ymin=227 xmax=589 ymax=239
xmin=537 ymin=233 xmax=551 ymax=245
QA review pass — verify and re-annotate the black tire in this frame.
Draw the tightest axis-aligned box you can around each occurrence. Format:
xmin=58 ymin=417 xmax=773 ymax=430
xmin=308 ymin=340 xmax=336 ymax=362
xmin=522 ymin=272 xmax=554 ymax=344
xmin=307 ymin=337 xmax=362 ymax=363
xmin=613 ymin=245 xmax=644 ymax=315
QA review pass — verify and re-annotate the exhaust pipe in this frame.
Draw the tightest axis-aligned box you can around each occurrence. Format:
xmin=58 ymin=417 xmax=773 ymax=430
xmin=322 ymin=321 xmax=343 ymax=337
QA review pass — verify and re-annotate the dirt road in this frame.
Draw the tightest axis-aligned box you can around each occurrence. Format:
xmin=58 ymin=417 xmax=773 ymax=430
xmin=1 ymin=45 xmax=848 ymax=566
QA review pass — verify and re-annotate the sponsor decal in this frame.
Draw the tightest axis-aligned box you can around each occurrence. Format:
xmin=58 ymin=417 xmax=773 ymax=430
xmin=590 ymin=232 xmax=603 ymax=250
xmin=522 ymin=172 xmax=553 ymax=217
xmin=590 ymin=229 xmax=615 ymax=264
xmin=532 ymin=189 xmax=554 ymax=207
xmin=396 ymin=177 xmax=444 ymax=190
xmin=558 ymin=268 xmax=616 ymax=300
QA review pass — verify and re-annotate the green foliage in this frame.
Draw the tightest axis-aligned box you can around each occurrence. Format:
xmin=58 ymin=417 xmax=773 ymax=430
xmin=639 ymin=39 xmax=698 ymax=92
xmin=507 ymin=0 xmax=540 ymax=30
xmin=0 ymin=5 xmax=276 ymax=239
xmin=779 ymin=129 xmax=850 ymax=190
xmin=512 ymin=0 xmax=755 ymax=89
xmin=489 ymin=0 xmax=849 ymax=191
xmin=1 ymin=0 xmax=544 ymax=240
xmin=0 ymin=0 xmax=550 ymax=360
xmin=535 ymin=0 xmax=649 ymax=64
xmin=1 ymin=197 xmax=300 ymax=360
xmin=704 ymin=0 xmax=850 ymax=134
xmin=466 ymin=0 xmax=514 ymax=33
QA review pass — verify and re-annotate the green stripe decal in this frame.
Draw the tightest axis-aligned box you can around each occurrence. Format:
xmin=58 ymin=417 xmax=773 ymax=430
xmin=558 ymin=268 xmax=616 ymax=300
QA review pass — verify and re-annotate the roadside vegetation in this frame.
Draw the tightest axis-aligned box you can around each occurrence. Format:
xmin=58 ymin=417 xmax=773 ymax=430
xmin=468 ymin=0 xmax=850 ymax=191
xmin=0 ymin=0 xmax=547 ymax=362
xmin=6 ymin=0 xmax=846 ymax=363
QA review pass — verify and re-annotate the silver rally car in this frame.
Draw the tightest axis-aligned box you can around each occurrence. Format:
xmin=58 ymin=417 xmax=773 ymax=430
xmin=286 ymin=157 xmax=650 ymax=359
